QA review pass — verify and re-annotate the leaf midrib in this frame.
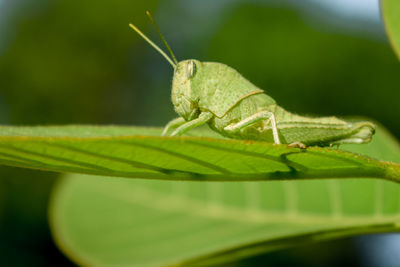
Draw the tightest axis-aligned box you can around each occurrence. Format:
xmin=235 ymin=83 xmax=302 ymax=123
xmin=87 ymin=181 xmax=400 ymax=226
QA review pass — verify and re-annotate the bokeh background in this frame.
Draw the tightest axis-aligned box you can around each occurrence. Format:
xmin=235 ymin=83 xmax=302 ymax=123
xmin=0 ymin=0 xmax=399 ymax=266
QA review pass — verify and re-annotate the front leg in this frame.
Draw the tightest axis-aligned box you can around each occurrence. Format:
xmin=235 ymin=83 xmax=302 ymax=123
xmin=162 ymin=117 xmax=185 ymax=136
xmin=224 ymin=110 xmax=281 ymax=144
xmin=170 ymin=112 xmax=213 ymax=136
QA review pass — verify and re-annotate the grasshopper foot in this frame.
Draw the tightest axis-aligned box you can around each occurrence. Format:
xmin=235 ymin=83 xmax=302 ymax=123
xmin=288 ymin=142 xmax=307 ymax=149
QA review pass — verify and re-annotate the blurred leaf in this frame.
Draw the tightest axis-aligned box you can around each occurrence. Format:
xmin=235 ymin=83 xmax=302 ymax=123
xmin=49 ymin=124 xmax=400 ymax=266
xmin=382 ymin=0 xmax=400 ymax=60
xmin=0 ymin=125 xmax=398 ymax=182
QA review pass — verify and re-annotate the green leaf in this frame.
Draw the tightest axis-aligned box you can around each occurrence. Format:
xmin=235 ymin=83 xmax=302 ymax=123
xmin=0 ymin=125 xmax=398 ymax=182
xmin=382 ymin=0 xmax=400 ymax=60
xmin=49 ymin=125 xmax=400 ymax=266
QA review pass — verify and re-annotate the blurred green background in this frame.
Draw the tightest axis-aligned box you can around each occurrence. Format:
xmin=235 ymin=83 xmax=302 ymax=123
xmin=0 ymin=0 xmax=399 ymax=266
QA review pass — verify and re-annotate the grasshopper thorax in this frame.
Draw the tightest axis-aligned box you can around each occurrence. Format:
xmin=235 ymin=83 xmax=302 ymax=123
xmin=171 ymin=59 xmax=202 ymax=121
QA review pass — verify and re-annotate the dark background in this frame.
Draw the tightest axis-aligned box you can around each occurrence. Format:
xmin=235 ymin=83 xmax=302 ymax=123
xmin=0 ymin=0 xmax=399 ymax=266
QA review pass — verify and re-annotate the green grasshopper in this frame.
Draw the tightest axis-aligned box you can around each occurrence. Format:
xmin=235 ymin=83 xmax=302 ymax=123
xmin=130 ymin=13 xmax=375 ymax=147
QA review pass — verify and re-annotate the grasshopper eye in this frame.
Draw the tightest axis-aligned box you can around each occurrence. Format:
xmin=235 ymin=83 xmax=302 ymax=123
xmin=186 ymin=60 xmax=196 ymax=78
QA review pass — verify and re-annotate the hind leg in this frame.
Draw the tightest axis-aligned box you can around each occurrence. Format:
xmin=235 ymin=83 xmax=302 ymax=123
xmin=224 ymin=110 xmax=281 ymax=144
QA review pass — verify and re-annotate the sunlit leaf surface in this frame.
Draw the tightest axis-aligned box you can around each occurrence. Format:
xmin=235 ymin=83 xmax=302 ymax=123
xmin=0 ymin=125 xmax=398 ymax=182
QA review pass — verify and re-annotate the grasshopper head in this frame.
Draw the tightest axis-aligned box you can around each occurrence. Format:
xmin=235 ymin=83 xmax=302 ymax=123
xmin=171 ymin=59 xmax=202 ymax=120
xmin=129 ymin=17 xmax=202 ymax=120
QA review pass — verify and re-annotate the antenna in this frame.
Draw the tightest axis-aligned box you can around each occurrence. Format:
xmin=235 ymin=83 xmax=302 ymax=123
xmin=129 ymin=23 xmax=176 ymax=68
xmin=146 ymin=11 xmax=178 ymax=65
